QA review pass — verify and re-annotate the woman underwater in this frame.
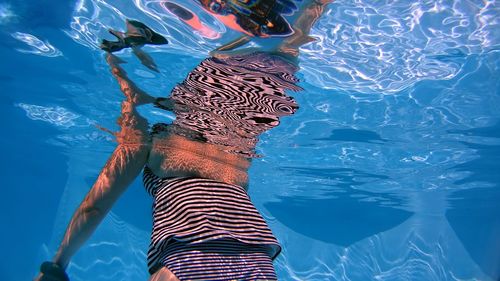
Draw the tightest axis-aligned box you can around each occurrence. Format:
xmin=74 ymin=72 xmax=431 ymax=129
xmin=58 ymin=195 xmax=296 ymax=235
xmin=35 ymin=1 xmax=331 ymax=280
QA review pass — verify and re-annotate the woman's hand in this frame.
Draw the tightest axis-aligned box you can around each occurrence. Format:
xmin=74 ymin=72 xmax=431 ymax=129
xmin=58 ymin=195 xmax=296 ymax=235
xmin=34 ymin=262 xmax=69 ymax=281
xmin=34 ymin=273 xmax=68 ymax=281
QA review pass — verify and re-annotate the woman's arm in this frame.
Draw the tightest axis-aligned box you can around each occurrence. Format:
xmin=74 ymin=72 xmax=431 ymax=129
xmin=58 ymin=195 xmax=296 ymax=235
xmin=35 ymin=143 xmax=150 ymax=281
xmin=277 ymin=0 xmax=333 ymax=57
xmin=52 ymin=143 xmax=150 ymax=269
xmin=36 ymin=54 xmax=152 ymax=280
xmin=209 ymin=0 xmax=332 ymax=59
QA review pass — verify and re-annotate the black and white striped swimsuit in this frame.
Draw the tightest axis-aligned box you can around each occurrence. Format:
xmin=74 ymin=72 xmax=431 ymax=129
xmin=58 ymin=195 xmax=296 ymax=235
xmin=143 ymin=167 xmax=282 ymax=280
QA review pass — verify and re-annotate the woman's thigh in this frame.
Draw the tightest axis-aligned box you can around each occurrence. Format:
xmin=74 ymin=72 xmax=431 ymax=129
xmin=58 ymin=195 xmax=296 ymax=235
xmin=149 ymin=267 xmax=180 ymax=281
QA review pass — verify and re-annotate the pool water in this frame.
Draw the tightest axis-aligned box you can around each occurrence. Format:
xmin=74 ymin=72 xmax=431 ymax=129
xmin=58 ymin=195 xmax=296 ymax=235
xmin=1 ymin=0 xmax=499 ymax=280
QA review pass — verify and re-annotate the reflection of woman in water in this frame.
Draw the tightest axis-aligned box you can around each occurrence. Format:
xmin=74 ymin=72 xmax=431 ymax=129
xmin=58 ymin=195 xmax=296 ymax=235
xmin=35 ymin=1 xmax=330 ymax=280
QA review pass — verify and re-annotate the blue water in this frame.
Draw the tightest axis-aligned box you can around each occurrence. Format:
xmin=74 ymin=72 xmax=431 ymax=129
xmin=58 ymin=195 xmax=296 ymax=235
xmin=1 ymin=0 xmax=499 ymax=280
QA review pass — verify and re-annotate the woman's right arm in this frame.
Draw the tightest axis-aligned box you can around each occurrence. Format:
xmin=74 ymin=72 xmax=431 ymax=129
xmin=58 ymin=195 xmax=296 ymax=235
xmin=34 ymin=141 xmax=150 ymax=280
xmin=56 ymin=143 xmax=150 ymax=269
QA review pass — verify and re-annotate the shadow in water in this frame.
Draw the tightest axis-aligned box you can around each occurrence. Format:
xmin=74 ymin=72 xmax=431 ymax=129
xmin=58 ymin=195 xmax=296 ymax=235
xmin=265 ymin=167 xmax=412 ymax=247
xmin=314 ymin=128 xmax=388 ymax=144
xmin=446 ymin=123 xmax=500 ymax=280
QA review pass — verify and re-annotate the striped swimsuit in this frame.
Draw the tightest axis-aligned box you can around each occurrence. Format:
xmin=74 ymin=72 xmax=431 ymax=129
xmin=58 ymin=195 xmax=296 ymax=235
xmin=143 ymin=167 xmax=282 ymax=280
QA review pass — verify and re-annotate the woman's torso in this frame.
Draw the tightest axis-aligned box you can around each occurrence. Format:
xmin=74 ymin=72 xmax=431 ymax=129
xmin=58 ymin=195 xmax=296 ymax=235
xmin=147 ymin=132 xmax=251 ymax=188
xmin=145 ymin=52 xmax=301 ymax=188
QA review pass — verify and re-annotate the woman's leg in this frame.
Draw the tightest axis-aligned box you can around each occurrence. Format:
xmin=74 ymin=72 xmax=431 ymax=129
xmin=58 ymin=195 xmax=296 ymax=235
xmin=276 ymin=0 xmax=332 ymax=57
